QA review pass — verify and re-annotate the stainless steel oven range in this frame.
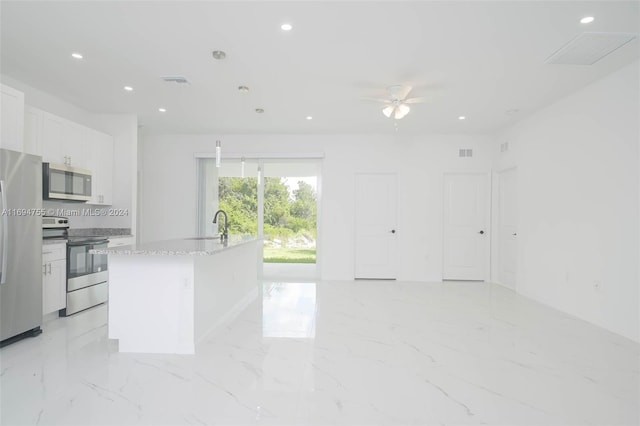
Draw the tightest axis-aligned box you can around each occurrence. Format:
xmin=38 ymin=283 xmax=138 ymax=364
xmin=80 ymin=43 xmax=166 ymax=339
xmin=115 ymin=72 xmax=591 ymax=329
xmin=61 ymin=236 xmax=109 ymax=316
xmin=42 ymin=217 xmax=109 ymax=316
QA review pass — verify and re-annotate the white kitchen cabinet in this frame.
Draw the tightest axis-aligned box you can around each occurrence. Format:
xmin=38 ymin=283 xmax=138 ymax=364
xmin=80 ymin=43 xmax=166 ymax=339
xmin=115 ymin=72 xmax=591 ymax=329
xmin=42 ymin=111 xmax=65 ymax=163
xmin=108 ymin=236 xmax=135 ymax=248
xmin=42 ymin=112 xmax=88 ymax=168
xmin=42 ymin=243 xmax=67 ymax=315
xmin=1 ymin=84 xmax=25 ymax=152
xmin=23 ymin=105 xmax=44 ymax=156
xmin=63 ymin=120 xmax=87 ymax=168
xmin=86 ymin=128 xmax=114 ymax=205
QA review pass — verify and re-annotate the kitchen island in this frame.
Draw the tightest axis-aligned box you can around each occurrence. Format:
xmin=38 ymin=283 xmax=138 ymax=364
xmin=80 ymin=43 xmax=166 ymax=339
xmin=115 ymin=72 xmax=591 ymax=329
xmin=93 ymin=235 xmax=261 ymax=354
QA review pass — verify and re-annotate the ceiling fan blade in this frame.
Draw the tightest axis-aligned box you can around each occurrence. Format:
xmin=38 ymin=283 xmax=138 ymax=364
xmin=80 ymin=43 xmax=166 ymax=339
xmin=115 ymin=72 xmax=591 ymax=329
xmin=397 ymin=85 xmax=412 ymax=100
xmin=404 ymin=96 xmax=430 ymax=104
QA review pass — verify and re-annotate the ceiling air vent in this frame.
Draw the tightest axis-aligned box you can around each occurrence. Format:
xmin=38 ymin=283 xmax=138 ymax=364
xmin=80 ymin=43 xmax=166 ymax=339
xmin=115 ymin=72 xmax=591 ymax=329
xmin=161 ymin=76 xmax=190 ymax=84
xmin=459 ymin=149 xmax=473 ymax=158
xmin=545 ymin=32 xmax=637 ymax=65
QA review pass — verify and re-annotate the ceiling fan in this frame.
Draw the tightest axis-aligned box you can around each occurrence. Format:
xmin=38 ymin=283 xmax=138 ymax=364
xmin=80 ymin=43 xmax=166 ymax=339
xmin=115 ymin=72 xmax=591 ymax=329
xmin=364 ymin=85 xmax=427 ymax=120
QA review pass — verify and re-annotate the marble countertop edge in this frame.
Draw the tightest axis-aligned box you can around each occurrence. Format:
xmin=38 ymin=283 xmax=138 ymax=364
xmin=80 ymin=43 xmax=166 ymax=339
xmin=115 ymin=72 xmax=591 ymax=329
xmin=91 ymin=235 xmax=261 ymax=256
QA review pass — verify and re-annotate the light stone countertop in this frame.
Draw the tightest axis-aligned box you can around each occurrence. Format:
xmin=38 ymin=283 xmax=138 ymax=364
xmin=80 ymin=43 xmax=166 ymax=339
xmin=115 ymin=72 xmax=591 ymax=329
xmin=107 ymin=234 xmax=135 ymax=240
xmin=91 ymin=235 xmax=260 ymax=256
xmin=68 ymin=228 xmax=131 ymax=237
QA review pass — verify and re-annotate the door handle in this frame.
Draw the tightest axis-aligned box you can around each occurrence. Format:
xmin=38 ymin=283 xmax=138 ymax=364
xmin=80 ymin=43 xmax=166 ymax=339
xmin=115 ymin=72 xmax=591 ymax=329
xmin=478 ymin=230 xmax=485 ymax=235
xmin=390 ymin=229 xmax=396 ymax=234
xmin=512 ymin=233 xmax=517 ymax=236
xmin=47 ymin=263 xmax=52 ymax=274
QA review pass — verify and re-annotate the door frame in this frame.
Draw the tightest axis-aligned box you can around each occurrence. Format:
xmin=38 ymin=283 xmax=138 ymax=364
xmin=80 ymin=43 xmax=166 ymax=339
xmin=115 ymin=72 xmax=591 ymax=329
xmin=442 ymin=172 xmax=491 ymax=281
xmin=491 ymin=167 xmax=517 ymax=289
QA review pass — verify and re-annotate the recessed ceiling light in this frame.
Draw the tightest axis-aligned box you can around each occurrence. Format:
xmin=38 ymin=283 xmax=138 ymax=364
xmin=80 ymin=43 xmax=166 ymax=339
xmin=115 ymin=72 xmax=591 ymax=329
xmin=505 ymin=109 xmax=520 ymax=115
xmin=158 ymin=108 xmax=167 ymax=113
xmin=238 ymin=86 xmax=249 ymax=93
xmin=580 ymin=16 xmax=595 ymax=24
xmin=124 ymin=86 xmax=133 ymax=92
xmin=306 ymin=116 xmax=313 ymax=120
xmin=212 ymin=50 xmax=226 ymax=60
xmin=458 ymin=116 xmax=466 ymax=120
xmin=281 ymin=23 xmax=293 ymax=31
xmin=255 ymin=108 xmax=265 ymax=114
xmin=71 ymin=52 xmax=83 ymax=60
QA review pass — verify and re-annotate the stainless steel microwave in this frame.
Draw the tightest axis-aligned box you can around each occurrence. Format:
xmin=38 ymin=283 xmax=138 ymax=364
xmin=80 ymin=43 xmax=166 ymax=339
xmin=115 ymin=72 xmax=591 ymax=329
xmin=43 ymin=163 xmax=92 ymax=202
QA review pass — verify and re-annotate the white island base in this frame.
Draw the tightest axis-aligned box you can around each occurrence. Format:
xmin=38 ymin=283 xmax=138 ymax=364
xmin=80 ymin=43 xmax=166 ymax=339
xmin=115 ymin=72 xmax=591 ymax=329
xmin=101 ymin=237 xmax=260 ymax=354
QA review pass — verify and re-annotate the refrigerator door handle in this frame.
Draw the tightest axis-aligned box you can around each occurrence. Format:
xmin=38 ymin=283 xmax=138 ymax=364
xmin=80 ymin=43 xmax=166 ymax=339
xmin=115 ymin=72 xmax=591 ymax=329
xmin=0 ymin=180 xmax=7 ymax=285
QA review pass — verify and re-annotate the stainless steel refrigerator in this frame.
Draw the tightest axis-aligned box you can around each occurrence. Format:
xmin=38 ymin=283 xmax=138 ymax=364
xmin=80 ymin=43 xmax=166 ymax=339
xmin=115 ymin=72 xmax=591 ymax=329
xmin=0 ymin=148 xmax=43 ymax=345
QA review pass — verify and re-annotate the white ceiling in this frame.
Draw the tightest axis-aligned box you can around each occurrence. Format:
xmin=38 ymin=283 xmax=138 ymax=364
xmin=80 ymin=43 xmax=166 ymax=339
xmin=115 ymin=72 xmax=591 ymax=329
xmin=1 ymin=1 xmax=638 ymax=135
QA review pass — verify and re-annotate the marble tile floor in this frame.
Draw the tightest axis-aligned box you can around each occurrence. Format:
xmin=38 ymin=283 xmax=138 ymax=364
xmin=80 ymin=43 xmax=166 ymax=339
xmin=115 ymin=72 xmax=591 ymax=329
xmin=262 ymin=263 xmax=318 ymax=282
xmin=1 ymin=281 xmax=638 ymax=426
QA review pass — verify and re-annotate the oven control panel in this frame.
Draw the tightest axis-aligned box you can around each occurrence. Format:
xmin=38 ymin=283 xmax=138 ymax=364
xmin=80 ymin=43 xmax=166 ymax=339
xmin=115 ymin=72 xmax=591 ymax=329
xmin=42 ymin=216 xmax=69 ymax=228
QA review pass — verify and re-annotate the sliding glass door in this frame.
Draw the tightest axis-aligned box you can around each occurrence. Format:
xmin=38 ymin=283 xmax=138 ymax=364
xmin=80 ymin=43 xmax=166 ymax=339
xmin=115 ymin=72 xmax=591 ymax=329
xmin=263 ymin=161 xmax=318 ymax=265
xmin=197 ymin=157 xmax=320 ymax=278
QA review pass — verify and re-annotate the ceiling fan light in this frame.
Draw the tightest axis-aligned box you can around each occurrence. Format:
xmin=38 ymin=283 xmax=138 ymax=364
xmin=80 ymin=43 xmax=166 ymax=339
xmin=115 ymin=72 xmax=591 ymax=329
xmin=382 ymin=105 xmax=394 ymax=118
xmin=395 ymin=104 xmax=410 ymax=119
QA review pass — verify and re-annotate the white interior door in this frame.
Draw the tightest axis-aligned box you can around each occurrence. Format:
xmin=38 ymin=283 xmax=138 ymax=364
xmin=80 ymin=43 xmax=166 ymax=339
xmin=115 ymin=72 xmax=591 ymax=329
xmin=443 ymin=173 xmax=488 ymax=280
xmin=498 ymin=169 xmax=517 ymax=288
xmin=354 ymin=173 xmax=398 ymax=279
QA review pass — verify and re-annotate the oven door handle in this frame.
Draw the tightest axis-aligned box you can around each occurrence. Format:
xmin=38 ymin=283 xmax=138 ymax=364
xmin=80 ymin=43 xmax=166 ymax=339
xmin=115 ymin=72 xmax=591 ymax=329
xmin=67 ymin=239 xmax=109 ymax=246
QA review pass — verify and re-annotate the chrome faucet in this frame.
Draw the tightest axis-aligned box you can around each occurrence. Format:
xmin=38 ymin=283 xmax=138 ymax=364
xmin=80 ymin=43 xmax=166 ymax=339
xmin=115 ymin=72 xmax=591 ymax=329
xmin=213 ymin=209 xmax=228 ymax=242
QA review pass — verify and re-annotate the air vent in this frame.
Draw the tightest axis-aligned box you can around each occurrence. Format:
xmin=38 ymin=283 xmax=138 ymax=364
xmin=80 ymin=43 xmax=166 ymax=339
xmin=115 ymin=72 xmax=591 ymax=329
xmin=459 ymin=149 xmax=473 ymax=158
xmin=161 ymin=76 xmax=190 ymax=84
xmin=500 ymin=142 xmax=509 ymax=153
xmin=545 ymin=32 xmax=637 ymax=65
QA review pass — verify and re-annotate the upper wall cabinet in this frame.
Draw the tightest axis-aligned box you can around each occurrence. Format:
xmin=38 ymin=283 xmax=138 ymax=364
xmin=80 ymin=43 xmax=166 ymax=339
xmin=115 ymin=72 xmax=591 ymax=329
xmin=86 ymin=128 xmax=114 ymax=205
xmin=42 ymin=112 xmax=88 ymax=169
xmin=24 ymin=105 xmax=44 ymax=156
xmin=1 ymin=84 xmax=25 ymax=152
xmin=42 ymin=112 xmax=64 ymax=163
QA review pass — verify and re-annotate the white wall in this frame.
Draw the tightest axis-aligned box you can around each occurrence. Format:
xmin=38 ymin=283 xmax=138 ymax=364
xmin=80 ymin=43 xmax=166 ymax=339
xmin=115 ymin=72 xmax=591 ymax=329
xmin=140 ymin=133 xmax=493 ymax=281
xmin=492 ymin=60 xmax=639 ymax=342
xmin=1 ymin=75 xmax=138 ymax=232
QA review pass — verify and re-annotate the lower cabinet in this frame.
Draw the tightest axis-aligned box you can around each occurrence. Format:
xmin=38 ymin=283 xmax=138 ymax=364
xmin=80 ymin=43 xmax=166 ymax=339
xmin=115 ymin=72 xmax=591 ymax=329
xmin=108 ymin=236 xmax=135 ymax=248
xmin=42 ymin=243 xmax=66 ymax=315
